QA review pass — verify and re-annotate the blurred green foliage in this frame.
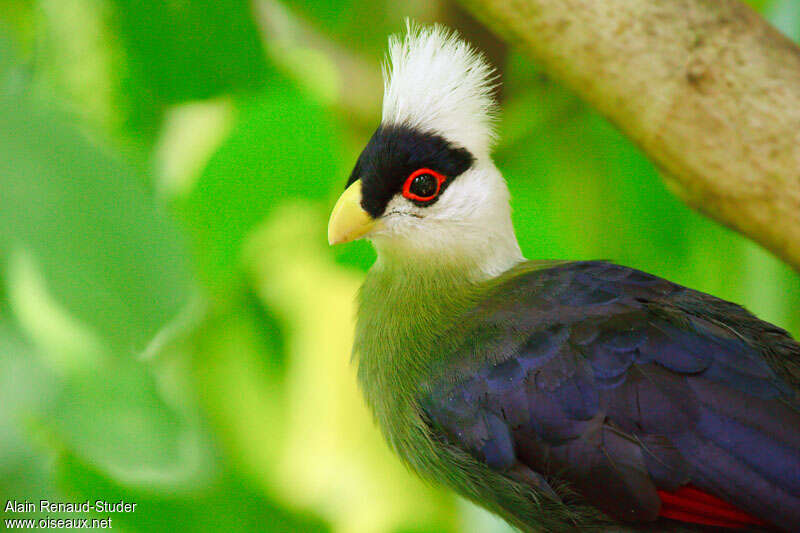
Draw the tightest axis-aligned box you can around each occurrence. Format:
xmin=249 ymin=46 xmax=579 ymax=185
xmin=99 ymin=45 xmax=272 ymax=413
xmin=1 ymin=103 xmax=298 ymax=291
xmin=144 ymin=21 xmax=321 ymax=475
xmin=0 ymin=1 xmax=798 ymax=532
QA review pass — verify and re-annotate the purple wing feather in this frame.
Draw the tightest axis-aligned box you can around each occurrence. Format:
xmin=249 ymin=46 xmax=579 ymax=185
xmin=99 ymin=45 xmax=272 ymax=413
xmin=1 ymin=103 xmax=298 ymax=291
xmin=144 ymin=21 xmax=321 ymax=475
xmin=422 ymin=262 xmax=800 ymax=530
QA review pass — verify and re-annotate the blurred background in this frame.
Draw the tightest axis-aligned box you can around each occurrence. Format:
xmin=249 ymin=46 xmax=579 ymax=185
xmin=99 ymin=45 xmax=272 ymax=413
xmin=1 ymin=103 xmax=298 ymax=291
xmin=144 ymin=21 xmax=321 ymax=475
xmin=1 ymin=0 xmax=799 ymax=531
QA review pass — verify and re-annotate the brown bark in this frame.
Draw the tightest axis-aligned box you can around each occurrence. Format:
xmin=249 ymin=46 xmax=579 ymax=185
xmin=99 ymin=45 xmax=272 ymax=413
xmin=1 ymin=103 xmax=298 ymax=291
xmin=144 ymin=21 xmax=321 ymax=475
xmin=462 ymin=0 xmax=800 ymax=271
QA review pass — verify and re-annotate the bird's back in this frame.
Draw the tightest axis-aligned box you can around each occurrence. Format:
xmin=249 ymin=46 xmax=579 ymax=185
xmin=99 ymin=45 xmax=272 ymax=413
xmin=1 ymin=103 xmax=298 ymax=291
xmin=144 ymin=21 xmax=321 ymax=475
xmin=417 ymin=261 xmax=800 ymax=531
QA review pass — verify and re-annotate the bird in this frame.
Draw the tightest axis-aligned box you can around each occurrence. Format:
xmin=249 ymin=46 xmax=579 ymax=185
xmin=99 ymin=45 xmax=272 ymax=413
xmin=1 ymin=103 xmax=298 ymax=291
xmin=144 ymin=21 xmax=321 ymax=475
xmin=327 ymin=23 xmax=800 ymax=532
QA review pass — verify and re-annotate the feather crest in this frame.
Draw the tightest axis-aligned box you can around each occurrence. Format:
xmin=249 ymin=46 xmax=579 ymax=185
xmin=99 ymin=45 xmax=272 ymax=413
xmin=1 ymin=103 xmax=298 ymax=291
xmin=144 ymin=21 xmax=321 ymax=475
xmin=382 ymin=21 xmax=498 ymax=158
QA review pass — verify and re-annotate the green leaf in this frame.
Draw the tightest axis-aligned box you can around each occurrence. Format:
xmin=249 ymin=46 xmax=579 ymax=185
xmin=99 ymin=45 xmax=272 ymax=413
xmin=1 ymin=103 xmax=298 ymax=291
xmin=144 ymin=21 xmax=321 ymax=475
xmin=768 ymin=0 xmax=800 ymax=42
xmin=0 ymin=1 xmax=35 ymax=48
xmin=0 ymin=82 xmax=206 ymax=490
xmin=0 ymin=320 xmax=61 ymax=507
xmin=0 ymin=95 xmax=193 ymax=354
xmin=111 ymin=0 xmax=270 ymax=104
xmin=45 ymin=356 xmax=210 ymax=490
xmin=279 ymin=0 xmax=400 ymax=60
xmin=179 ymin=79 xmax=340 ymax=301
xmin=331 ymin=238 xmax=377 ymax=272
xmin=55 ymin=451 xmax=330 ymax=533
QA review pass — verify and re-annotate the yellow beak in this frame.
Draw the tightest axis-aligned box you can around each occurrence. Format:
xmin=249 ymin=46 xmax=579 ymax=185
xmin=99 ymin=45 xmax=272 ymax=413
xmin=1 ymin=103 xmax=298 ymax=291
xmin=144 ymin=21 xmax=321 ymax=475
xmin=328 ymin=180 xmax=376 ymax=245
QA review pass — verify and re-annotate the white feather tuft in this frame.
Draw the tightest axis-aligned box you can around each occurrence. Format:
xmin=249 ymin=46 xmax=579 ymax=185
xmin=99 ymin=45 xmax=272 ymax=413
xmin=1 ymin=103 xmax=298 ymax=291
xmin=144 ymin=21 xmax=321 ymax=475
xmin=382 ymin=21 xmax=498 ymax=159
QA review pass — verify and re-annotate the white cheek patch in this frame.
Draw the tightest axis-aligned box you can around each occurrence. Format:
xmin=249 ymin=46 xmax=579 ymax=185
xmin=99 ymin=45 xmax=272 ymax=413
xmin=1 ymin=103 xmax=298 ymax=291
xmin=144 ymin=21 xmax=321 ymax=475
xmin=371 ymin=164 xmax=522 ymax=275
xmin=379 ymin=166 xmax=502 ymax=228
xmin=377 ymin=195 xmax=425 ymax=238
xmin=430 ymin=172 xmax=491 ymax=221
xmin=382 ymin=195 xmax=419 ymax=218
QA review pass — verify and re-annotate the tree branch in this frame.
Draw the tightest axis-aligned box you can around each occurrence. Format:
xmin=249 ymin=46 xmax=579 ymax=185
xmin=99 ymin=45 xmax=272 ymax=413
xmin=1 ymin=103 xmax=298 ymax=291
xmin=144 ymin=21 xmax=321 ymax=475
xmin=461 ymin=0 xmax=800 ymax=271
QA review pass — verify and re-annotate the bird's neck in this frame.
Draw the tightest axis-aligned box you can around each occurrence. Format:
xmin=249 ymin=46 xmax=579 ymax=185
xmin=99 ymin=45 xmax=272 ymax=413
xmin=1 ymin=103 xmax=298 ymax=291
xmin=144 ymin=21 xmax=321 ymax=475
xmin=354 ymin=237 xmax=521 ymax=387
xmin=357 ymin=254 xmax=481 ymax=352
xmin=353 ymin=256 xmax=482 ymax=451
xmin=354 ymin=228 xmax=524 ymax=455
xmin=362 ymin=215 xmax=524 ymax=334
xmin=353 ymin=193 xmax=524 ymax=432
xmin=355 ymin=200 xmax=525 ymax=359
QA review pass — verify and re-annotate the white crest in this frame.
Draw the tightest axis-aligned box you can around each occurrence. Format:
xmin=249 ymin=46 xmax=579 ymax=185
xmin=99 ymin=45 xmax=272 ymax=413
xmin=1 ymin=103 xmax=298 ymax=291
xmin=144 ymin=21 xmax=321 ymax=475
xmin=382 ymin=21 xmax=498 ymax=159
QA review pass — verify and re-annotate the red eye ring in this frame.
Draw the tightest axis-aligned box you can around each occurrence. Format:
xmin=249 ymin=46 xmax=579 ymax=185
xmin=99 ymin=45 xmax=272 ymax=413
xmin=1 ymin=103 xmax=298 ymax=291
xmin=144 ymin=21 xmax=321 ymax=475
xmin=402 ymin=168 xmax=447 ymax=202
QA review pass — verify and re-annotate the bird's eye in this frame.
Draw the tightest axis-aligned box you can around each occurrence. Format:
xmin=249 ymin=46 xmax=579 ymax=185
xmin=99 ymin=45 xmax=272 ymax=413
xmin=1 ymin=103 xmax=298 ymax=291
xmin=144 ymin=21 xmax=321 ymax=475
xmin=402 ymin=168 xmax=446 ymax=203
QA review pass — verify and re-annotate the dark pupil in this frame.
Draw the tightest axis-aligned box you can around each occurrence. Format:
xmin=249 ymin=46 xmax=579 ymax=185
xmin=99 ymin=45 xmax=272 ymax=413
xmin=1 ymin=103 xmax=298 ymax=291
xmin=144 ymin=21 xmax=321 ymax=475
xmin=410 ymin=173 xmax=437 ymax=198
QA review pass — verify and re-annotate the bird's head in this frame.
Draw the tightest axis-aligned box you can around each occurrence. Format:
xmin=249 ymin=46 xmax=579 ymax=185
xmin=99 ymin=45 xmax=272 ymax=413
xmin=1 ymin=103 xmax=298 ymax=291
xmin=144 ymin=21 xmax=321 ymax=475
xmin=328 ymin=23 xmax=522 ymax=278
